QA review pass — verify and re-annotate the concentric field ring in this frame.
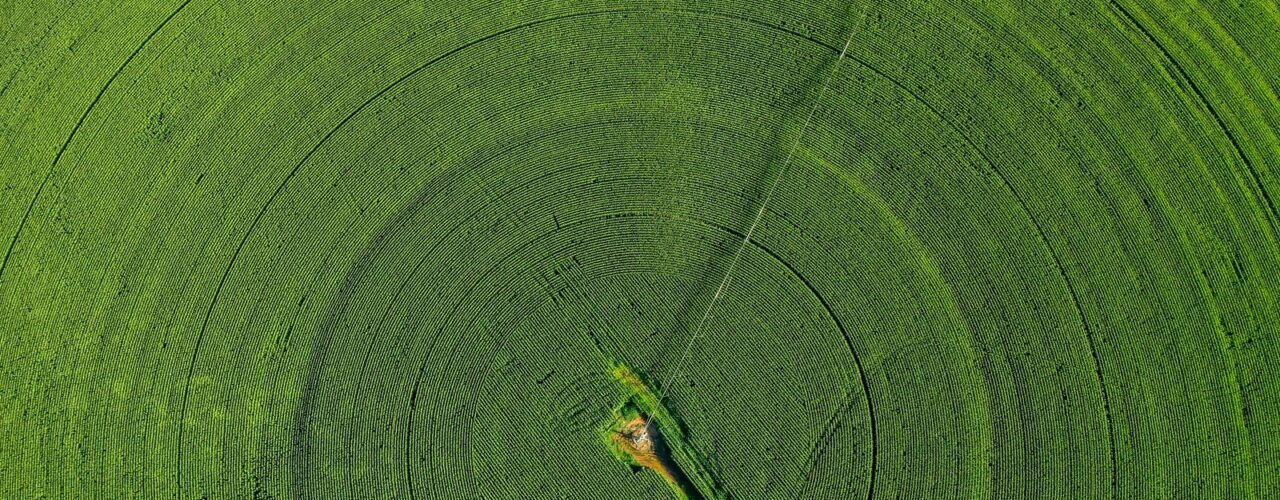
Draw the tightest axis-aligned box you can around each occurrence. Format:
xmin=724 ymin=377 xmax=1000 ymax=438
xmin=3 ymin=1 xmax=1276 ymax=498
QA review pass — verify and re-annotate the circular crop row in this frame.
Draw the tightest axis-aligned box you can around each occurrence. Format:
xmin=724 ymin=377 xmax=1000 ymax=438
xmin=1 ymin=1 xmax=1276 ymax=498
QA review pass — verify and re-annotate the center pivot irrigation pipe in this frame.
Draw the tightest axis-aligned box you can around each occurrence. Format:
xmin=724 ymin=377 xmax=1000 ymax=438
xmin=599 ymin=362 xmax=725 ymax=500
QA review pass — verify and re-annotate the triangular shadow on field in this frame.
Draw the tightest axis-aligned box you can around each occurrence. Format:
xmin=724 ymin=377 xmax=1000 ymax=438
xmin=645 ymin=44 xmax=838 ymax=400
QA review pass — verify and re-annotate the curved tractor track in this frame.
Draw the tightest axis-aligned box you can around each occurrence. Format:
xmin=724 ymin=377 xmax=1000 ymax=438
xmin=1 ymin=0 xmax=1277 ymax=498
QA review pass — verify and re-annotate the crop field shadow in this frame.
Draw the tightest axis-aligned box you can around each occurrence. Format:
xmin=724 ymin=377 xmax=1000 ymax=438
xmin=647 ymin=42 xmax=835 ymax=394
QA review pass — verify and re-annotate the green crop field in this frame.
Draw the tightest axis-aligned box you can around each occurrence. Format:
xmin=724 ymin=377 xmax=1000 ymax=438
xmin=1 ymin=0 xmax=1277 ymax=498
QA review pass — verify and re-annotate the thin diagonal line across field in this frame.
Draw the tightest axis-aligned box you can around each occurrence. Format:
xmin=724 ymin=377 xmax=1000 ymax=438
xmin=658 ymin=9 xmax=868 ymax=406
